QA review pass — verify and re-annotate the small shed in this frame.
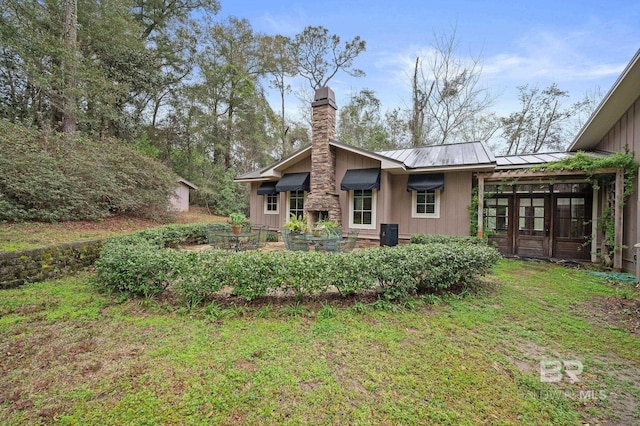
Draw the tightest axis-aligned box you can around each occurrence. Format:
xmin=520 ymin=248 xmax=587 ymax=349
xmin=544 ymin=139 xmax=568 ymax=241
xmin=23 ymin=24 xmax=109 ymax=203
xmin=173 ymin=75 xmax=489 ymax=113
xmin=171 ymin=178 xmax=198 ymax=212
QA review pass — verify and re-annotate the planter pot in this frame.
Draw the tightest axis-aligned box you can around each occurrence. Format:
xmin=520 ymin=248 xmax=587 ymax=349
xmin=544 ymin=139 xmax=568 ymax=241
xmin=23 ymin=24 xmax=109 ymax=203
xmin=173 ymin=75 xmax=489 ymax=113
xmin=231 ymin=225 xmax=242 ymax=235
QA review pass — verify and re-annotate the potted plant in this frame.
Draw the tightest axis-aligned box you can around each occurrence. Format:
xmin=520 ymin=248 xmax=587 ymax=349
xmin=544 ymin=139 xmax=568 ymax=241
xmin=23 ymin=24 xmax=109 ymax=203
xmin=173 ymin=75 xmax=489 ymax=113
xmin=229 ymin=212 xmax=247 ymax=235
xmin=284 ymin=214 xmax=309 ymax=234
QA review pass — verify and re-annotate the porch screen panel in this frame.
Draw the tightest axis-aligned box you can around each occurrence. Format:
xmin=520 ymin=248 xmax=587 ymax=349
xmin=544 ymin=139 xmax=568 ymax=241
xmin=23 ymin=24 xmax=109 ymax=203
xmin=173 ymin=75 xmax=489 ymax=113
xmin=484 ymin=198 xmax=509 ymax=234
xmin=519 ymin=198 xmax=545 ymax=236
xmin=556 ymin=197 xmax=586 ymax=238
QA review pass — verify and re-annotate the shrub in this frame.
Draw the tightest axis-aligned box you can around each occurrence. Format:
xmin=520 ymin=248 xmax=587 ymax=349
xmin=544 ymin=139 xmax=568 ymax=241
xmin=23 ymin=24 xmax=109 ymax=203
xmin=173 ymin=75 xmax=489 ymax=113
xmin=410 ymin=234 xmax=486 ymax=246
xmin=95 ymin=236 xmax=181 ymax=298
xmin=0 ymin=120 xmax=178 ymax=222
xmin=95 ymin=227 xmax=500 ymax=304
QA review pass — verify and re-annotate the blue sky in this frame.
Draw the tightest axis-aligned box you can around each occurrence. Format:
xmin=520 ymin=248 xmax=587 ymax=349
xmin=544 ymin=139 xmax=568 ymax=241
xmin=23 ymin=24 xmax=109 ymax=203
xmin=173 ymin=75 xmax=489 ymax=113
xmin=217 ymin=0 xmax=640 ymax=122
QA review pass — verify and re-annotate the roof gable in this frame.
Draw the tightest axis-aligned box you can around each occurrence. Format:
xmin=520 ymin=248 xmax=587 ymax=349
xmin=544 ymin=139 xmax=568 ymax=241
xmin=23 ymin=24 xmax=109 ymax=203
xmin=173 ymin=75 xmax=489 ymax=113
xmin=569 ymin=49 xmax=640 ymax=152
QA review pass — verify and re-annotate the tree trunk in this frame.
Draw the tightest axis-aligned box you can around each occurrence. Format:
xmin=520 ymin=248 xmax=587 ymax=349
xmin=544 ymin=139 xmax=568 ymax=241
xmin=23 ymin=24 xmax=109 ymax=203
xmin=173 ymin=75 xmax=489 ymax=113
xmin=62 ymin=0 xmax=77 ymax=133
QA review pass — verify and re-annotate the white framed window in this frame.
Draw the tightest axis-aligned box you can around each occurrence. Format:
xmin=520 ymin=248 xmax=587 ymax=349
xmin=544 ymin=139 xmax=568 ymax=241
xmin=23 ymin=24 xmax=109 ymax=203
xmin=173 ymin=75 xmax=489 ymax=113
xmin=287 ymin=190 xmax=306 ymax=219
xmin=264 ymin=193 xmax=279 ymax=215
xmin=412 ymin=190 xmax=440 ymax=218
xmin=349 ymin=189 xmax=376 ymax=229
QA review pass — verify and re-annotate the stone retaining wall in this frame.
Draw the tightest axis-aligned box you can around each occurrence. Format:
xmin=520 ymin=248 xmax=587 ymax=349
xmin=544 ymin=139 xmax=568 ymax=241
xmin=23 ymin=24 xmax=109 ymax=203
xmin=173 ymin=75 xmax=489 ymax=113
xmin=0 ymin=240 xmax=103 ymax=289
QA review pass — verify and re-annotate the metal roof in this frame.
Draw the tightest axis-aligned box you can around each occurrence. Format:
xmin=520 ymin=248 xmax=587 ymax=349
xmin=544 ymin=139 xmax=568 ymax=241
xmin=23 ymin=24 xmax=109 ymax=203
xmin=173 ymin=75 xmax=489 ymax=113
xmin=377 ymin=141 xmax=495 ymax=170
xmin=495 ymin=152 xmax=572 ymax=168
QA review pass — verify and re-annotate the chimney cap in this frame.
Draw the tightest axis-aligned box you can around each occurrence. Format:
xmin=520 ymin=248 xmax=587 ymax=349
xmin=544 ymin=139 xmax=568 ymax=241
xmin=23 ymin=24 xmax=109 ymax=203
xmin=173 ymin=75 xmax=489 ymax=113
xmin=312 ymin=87 xmax=337 ymax=109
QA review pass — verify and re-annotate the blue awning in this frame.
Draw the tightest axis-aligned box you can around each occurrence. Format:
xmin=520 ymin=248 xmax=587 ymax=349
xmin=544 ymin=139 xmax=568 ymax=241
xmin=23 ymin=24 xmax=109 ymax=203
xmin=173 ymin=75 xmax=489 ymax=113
xmin=257 ymin=181 xmax=278 ymax=195
xmin=407 ymin=173 xmax=444 ymax=191
xmin=275 ymin=172 xmax=310 ymax=192
xmin=340 ymin=168 xmax=381 ymax=191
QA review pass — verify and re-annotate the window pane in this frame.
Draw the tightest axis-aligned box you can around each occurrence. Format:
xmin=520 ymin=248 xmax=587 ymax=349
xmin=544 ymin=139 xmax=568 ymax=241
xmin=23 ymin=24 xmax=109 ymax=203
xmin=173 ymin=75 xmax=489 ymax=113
xmin=426 ymin=204 xmax=435 ymax=214
xmin=417 ymin=204 xmax=426 ymax=214
xmin=534 ymin=217 xmax=544 ymax=230
xmin=362 ymin=212 xmax=372 ymax=224
xmin=417 ymin=192 xmax=426 ymax=204
xmin=363 ymin=197 xmax=372 ymax=210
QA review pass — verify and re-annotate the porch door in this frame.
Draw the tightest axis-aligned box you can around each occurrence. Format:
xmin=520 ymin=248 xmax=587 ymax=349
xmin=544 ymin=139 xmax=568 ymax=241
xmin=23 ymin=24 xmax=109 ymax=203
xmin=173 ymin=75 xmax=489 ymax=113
xmin=553 ymin=195 xmax=591 ymax=260
xmin=515 ymin=194 xmax=550 ymax=257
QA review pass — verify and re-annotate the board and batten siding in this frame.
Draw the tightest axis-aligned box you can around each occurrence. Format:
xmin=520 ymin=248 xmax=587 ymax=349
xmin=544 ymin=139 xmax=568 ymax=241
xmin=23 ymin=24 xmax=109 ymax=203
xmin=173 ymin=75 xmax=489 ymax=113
xmin=334 ymin=148 xmax=382 ymax=238
xmin=595 ymin=98 xmax=640 ymax=272
xmin=248 ymin=158 xmax=312 ymax=230
xmin=388 ymin=171 xmax=473 ymax=239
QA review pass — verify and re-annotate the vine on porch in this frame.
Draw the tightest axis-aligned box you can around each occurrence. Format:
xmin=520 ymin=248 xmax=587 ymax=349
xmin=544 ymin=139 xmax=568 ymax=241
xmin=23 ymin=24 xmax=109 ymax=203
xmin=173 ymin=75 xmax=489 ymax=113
xmin=469 ymin=151 xmax=638 ymax=265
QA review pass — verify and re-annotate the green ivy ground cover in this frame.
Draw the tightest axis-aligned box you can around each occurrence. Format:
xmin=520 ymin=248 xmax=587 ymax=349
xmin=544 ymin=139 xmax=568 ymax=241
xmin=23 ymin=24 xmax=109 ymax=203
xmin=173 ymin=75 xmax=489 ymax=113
xmin=1 ymin=259 xmax=639 ymax=425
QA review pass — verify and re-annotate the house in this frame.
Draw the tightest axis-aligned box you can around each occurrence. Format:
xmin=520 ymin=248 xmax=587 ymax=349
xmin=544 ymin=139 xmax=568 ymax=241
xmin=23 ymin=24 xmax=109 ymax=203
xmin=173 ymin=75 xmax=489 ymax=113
xmin=236 ymin=49 xmax=639 ymax=271
xmin=170 ymin=178 xmax=198 ymax=212
xmin=236 ymin=87 xmax=494 ymax=245
xmin=567 ymin=48 xmax=640 ymax=273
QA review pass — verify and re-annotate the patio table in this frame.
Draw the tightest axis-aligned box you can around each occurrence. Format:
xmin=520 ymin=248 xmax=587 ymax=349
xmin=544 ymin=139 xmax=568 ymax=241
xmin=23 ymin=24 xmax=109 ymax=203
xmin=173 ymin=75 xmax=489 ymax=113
xmin=210 ymin=231 xmax=259 ymax=251
xmin=301 ymin=234 xmax=343 ymax=252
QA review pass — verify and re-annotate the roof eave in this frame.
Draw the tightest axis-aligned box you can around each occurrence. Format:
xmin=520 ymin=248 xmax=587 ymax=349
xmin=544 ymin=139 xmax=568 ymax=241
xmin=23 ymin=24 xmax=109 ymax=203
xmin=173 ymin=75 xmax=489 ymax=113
xmin=569 ymin=49 xmax=640 ymax=152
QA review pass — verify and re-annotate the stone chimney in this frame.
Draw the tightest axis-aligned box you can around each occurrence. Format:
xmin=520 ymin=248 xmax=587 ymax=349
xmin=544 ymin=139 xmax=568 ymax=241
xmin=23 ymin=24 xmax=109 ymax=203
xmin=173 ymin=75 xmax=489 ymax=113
xmin=304 ymin=87 xmax=342 ymax=224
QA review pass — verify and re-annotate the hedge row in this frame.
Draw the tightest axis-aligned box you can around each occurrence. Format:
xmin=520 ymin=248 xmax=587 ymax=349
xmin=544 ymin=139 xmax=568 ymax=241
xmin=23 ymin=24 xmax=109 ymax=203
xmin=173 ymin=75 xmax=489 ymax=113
xmin=96 ymin=227 xmax=500 ymax=306
xmin=410 ymin=234 xmax=486 ymax=246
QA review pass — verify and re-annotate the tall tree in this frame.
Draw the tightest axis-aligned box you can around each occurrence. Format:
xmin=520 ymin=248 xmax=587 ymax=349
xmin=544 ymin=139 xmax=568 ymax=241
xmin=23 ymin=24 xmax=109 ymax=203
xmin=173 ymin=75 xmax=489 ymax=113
xmin=409 ymin=29 xmax=494 ymax=146
xmin=501 ymin=83 xmax=581 ymax=155
xmin=292 ymin=26 xmax=366 ymax=90
xmin=337 ymin=89 xmax=393 ymax=151
xmin=263 ymin=34 xmax=297 ymax=155
xmin=195 ymin=17 xmax=267 ymax=168
xmin=62 ymin=0 xmax=77 ymax=133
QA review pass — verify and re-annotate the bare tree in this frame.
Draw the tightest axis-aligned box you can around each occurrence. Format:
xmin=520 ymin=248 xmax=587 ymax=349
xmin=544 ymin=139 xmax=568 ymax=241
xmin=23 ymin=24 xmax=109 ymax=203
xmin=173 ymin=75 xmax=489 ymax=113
xmin=410 ymin=28 xmax=495 ymax=145
xmin=502 ymin=84 xmax=581 ymax=155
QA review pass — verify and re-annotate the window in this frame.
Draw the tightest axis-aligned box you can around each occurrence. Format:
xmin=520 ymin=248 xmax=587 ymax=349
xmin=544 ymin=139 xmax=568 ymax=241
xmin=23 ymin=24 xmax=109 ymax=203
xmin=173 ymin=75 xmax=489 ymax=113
xmin=288 ymin=190 xmax=305 ymax=219
xmin=264 ymin=193 xmax=279 ymax=215
xmin=518 ymin=197 xmax=545 ymax=236
xmin=412 ymin=190 xmax=440 ymax=218
xmin=484 ymin=197 xmax=509 ymax=234
xmin=350 ymin=189 xmax=376 ymax=229
xmin=556 ymin=197 xmax=587 ymax=238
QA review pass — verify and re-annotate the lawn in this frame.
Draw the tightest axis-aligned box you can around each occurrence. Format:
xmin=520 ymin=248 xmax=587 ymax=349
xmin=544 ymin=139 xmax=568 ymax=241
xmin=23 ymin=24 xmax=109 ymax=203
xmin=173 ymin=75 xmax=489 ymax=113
xmin=1 ymin=259 xmax=639 ymax=425
xmin=0 ymin=209 xmax=227 ymax=252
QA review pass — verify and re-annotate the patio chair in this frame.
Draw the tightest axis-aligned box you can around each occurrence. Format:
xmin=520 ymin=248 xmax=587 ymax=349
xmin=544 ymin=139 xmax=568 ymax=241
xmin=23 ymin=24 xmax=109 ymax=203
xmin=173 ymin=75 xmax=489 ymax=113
xmin=238 ymin=226 xmax=264 ymax=251
xmin=339 ymin=229 xmax=360 ymax=253
xmin=208 ymin=232 xmax=234 ymax=250
xmin=281 ymin=228 xmax=309 ymax=251
xmin=251 ymin=224 xmax=268 ymax=248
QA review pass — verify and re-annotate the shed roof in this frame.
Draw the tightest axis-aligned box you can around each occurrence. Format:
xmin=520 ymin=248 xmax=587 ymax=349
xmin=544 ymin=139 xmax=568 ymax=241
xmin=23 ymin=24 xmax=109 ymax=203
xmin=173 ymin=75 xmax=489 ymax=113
xmin=177 ymin=177 xmax=198 ymax=190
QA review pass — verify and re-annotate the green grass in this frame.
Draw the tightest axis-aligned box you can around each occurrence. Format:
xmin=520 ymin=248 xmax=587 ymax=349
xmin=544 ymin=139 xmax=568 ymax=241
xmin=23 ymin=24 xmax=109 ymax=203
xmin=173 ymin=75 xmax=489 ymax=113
xmin=0 ymin=210 xmax=227 ymax=252
xmin=1 ymin=259 xmax=639 ymax=425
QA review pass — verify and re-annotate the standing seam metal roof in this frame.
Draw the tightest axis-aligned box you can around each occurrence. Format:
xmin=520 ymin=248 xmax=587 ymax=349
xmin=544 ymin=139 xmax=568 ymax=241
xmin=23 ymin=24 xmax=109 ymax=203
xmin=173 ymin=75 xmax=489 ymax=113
xmin=376 ymin=141 xmax=495 ymax=169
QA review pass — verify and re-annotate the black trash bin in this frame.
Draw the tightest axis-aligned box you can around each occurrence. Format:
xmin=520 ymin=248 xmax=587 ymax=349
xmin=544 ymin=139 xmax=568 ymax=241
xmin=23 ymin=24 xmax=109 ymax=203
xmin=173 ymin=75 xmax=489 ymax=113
xmin=380 ymin=223 xmax=398 ymax=247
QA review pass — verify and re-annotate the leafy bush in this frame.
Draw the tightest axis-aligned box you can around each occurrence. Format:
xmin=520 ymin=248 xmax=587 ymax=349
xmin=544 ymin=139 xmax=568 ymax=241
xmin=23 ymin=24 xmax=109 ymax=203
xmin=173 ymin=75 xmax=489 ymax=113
xmin=0 ymin=120 xmax=178 ymax=222
xmin=411 ymin=234 xmax=486 ymax=246
xmin=95 ymin=236 xmax=181 ymax=298
xmin=96 ymin=227 xmax=500 ymax=304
